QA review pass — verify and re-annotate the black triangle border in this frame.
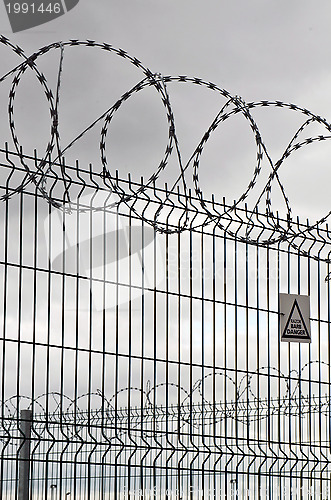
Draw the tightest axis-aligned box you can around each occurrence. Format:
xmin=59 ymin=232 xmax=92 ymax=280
xmin=281 ymin=298 xmax=311 ymax=340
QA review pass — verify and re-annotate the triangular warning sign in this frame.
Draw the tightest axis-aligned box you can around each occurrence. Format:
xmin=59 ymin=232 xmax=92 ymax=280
xmin=279 ymin=294 xmax=311 ymax=343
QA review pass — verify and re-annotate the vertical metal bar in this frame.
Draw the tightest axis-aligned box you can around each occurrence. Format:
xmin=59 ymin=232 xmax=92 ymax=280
xmin=267 ymin=243 xmax=272 ymax=500
xmin=326 ymin=224 xmax=331 ymax=499
xmin=211 ymin=210 xmax=221 ymax=499
xmin=223 ymin=208 xmax=230 ymax=500
xmin=234 ymin=228 xmax=239 ymax=498
xmin=245 ymin=239 xmax=250 ymax=498
xmin=286 ymin=237 xmax=292 ymax=500
xmin=59 ymin=176 xmax=67 ymax=500
xmin=153 ymin=209 xmax=158 ymax=496
xmin=73 ymin=167 xmax=81 ymax=500
xmin=256 ymin=231 xmax=261 ymax=500
xmin=200 ymin=226 xmax=206 ymax=497
xmin=30 ymin=174 xmax=39 ymax=500
xmin=0 ymin=146 xmax=11 ymax=500
xmin=297 ymin=219 xmax=302 ymax=500
xmin=140 ymin=212 xmax=145 ymax=498
xmin=114 ymin=202 xmax=120 ymax=499
xmin=233 ymin=210 xmax=243 ymax=497
xmin=316 ymin=227 xmax=325 ymax=498
xmin=306 ymin=222 xmax=313 ymax=498
xmin=176 ymin=221 xmax=182 ymax=497
xmin=165 ymin=212 xmax=170 ymax=498
xmin=18 ymin=409 xmax=32 ymax=500
xmin=100 ymin=186 xmax=107 ymax=500
xmin=16 ymin=188 xmax=24 ymax=500
xmin=44 ymin=189 xmax=52 ymax=500
xmin=189 ymin=211 xmax=194 ymax=500
xmin=127 ymin=206 xmax=132 ymax=494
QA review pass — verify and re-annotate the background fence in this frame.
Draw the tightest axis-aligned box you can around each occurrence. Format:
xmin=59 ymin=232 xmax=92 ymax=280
xmin=1 ymin=38 xmax=331 ymax=499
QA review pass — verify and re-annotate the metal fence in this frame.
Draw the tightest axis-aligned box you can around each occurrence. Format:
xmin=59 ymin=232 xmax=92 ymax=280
xmin=1 ymin=38 xmax=331 ymax=499
xmin=1 ymin=146 xmax=331 ymax=499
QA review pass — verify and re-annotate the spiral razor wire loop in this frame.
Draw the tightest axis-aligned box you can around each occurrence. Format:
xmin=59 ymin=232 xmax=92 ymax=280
xmin=1 ymin=37 xmax=331 ymax=242
xmin=1 ymin=362 xmax=328 ymax=446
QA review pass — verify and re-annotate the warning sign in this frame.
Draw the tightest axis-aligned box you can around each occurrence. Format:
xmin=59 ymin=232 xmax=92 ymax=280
xmin=279 ymin=293 xmax=311 ymax=343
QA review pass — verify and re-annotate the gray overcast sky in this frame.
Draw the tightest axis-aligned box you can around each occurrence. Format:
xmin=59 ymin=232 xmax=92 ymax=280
xmin=0 ymin=0 xmax=329 ymax=99
xmin=0 ymin=0 xmax=330 ymax=404
xmin=0 ymin=11 xmax=330 ymax=491
xmin=1 ymin=0 xmax=331 ymax=222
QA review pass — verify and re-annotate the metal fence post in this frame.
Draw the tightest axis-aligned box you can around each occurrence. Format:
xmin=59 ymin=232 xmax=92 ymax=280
xmin=18 ymin=409 xmax=32 ymax=500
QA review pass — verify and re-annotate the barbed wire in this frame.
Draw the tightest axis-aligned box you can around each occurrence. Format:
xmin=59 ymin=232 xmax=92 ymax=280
xmin=1 ymin=361 xmax=329 ymax=439
xmin=1 ymin=37 xmax=331 ymax=249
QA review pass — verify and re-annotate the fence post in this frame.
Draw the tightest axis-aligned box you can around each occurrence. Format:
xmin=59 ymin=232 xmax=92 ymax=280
xmin=18 ymin=409 xmax=32 ymax=500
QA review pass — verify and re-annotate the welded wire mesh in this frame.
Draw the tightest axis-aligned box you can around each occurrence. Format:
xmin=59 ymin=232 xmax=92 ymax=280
xmin=1 ymin=143 xmax=331 ymax=499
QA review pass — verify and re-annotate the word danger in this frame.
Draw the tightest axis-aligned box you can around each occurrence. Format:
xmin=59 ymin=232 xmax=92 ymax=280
xmin=286 ymin=319 xmax=306 ymax=336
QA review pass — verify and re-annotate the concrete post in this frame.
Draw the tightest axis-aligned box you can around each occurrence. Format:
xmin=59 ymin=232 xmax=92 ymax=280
xmin=18 ymin=409 xmax=32 ymax=500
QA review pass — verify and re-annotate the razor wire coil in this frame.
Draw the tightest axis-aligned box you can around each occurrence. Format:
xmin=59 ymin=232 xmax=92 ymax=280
xmin=1 ymin=37 xmax=331 ymax=249
xmin=1 ymin=361 xmax=329 ymax=435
